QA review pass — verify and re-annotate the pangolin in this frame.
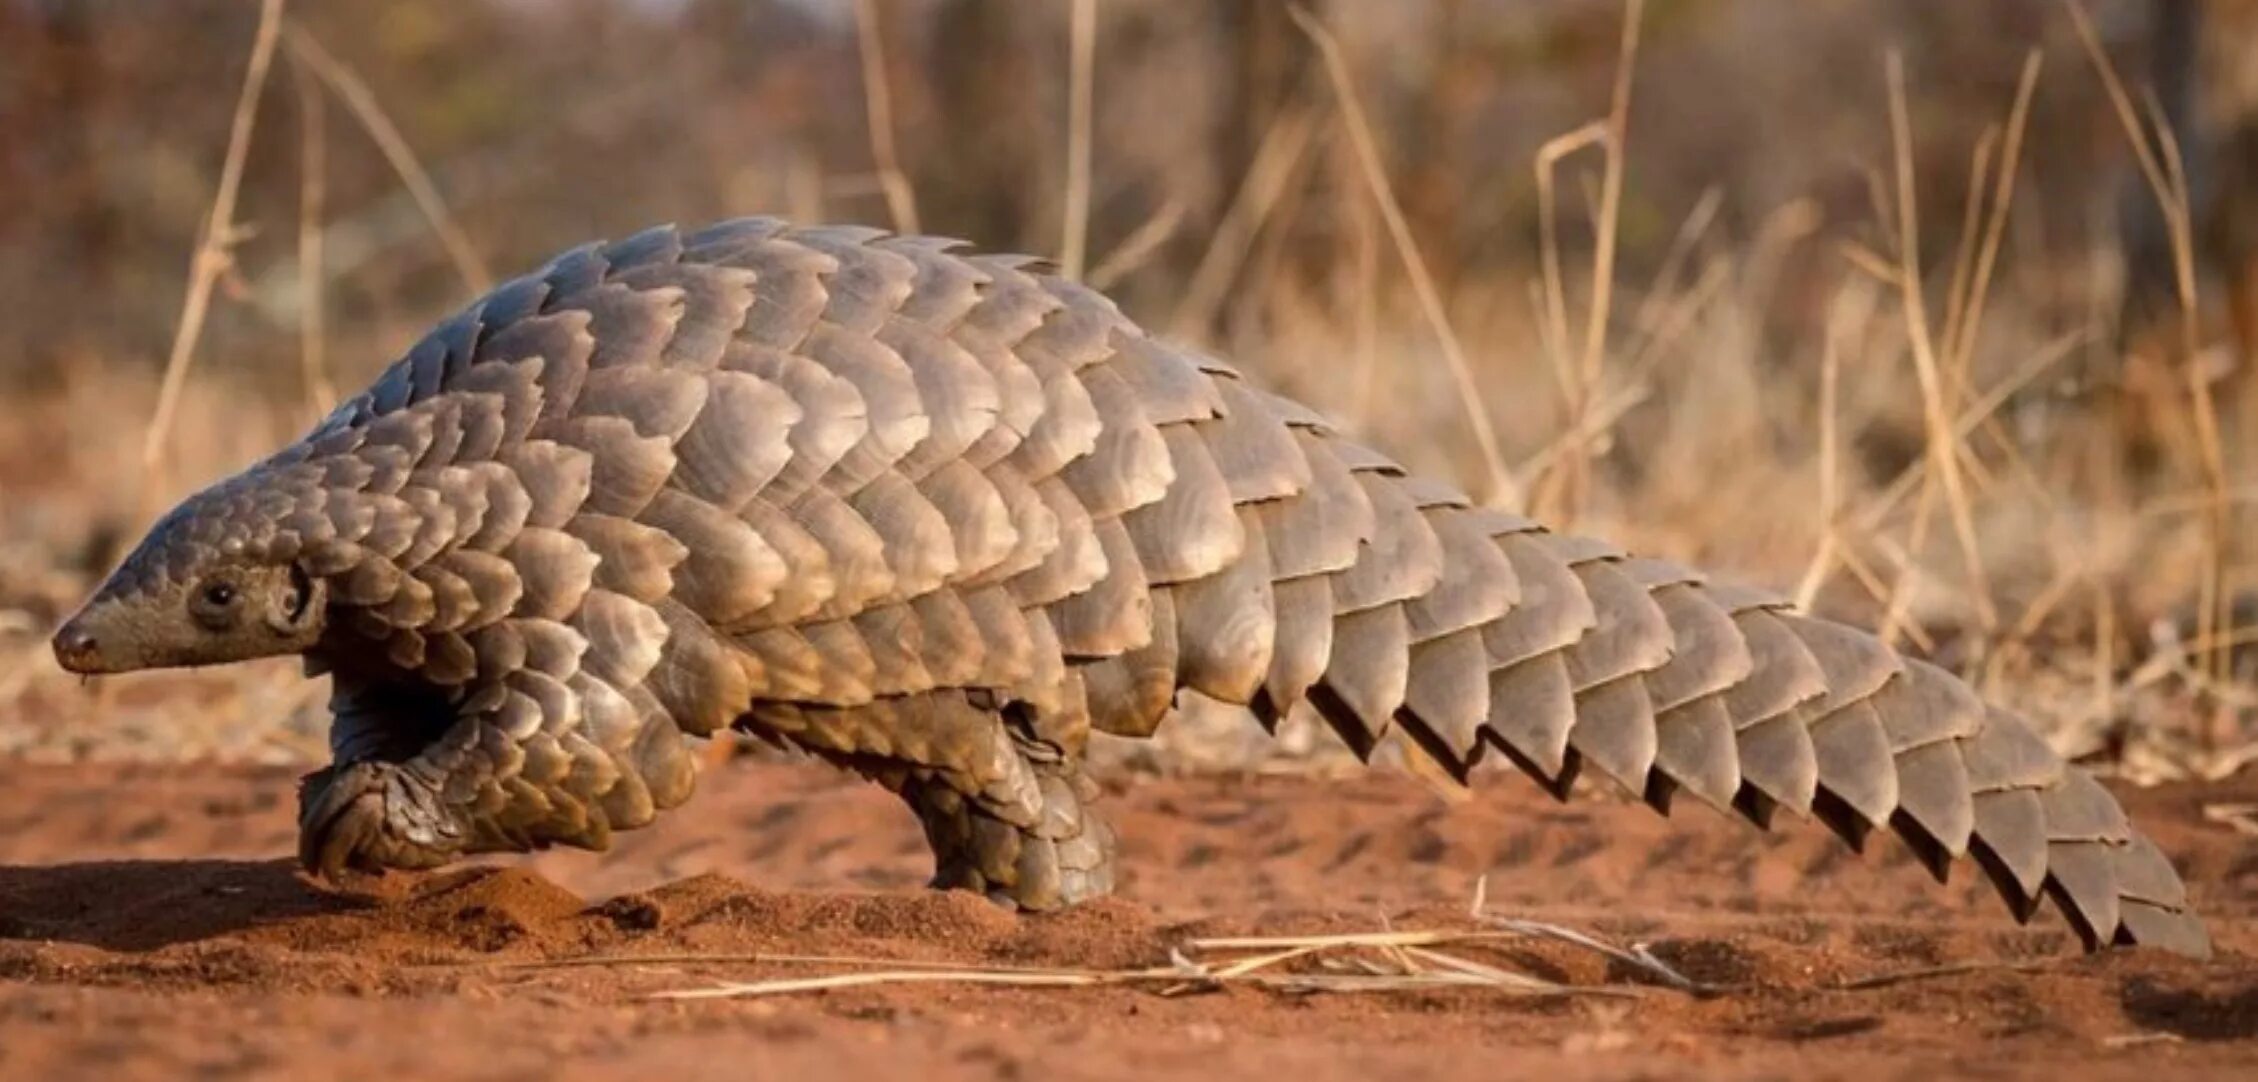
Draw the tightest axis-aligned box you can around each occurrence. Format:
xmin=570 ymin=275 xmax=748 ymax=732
xmin=52 ymin=218 xmax=2208 ymax=956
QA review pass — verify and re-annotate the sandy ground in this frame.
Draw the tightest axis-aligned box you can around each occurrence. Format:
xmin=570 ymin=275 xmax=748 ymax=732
xmin=0 ymin=755 xmax=2253 ymax=1081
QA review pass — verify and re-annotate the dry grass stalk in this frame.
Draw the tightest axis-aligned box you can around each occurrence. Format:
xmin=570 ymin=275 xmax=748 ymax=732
xmin=1614 ymin=256 xmax=1733 ymax=394
xmin=1946 ymin=52 xmax=2044 ymax=376
xmin=1622 ymin=185 xmax=1724 ymax=359
xmin=138 ymin=0 xmax=287 ymax=513
xmin=657 ymin=969 xmax=1108 ymax=999
xmin=1526 ymin=3 xmax=1652 ymax=524
xmin=641 ymin=922 xmax=1678 ymax=1002
xmin=1885 ymin=50 xmax=1997 ymax=637
xmin=1795 ymin=317 xmax=1847 ymax=610
xmin=289 ymin=54 xmax=336 ymax=423
xmin=2066 ymin=0 xmax=2234 ymax=705
xmin=1287 ymin=3 xmax=1517 ymax=508
xmin=1836 ymin=240 xmax=1900 ymax=287
xmin=1532 ymin=122 xmax=1611 ymax=424
xmin=850 ymin=0 xmax=921 ymax=234
xmin=1172 ymin=108 xmax=1316 ymax=336
xmin=2091 ymin=577 xmax=2118 ymax=729
xmin=1060 ymin=0 xmax=1098 ymax=279
xmin=1345 ymin=162 xmax=1382 ymax=429
xmin=1936 ymin=127 xmax=2000 ymax=368
xmin=1087 ymin=198 xmax=1183 ymax=290
xmin=1462 ymin=873 xmax=1706 ymax=993
xmin=2101 ymin=1032 xmax=2185 ymax=1050
xmin=1573 ymin=0 xmax=1642 ymax=425
xmin=1939 ymin=53 xmax=2062 ymax=555
xmin=1478 ymin=918 xmax=1704 ymax=994
xmin=488 ymin=951 xmax=1075 ymax=974
xmin=284 ymin=23 xmax=490 ymax=296
xmin=620 ymin=875 xmax=1708 ymax=1004
xmin=2139 ymin=485 xmax=2258 ymax=519
xmin=1875 ymin=474 xmax=1939 ymax=648
xmin=2201 ymin=801 xmax=2258 ymax=835
xmin=1237 ymin=125 xmax=1329 ymax=317
xmin=1527 ymin=0 xmax=1644 ymax=524
xmin=1853 ymin=328 xmax=2090 ymax=533
xmin=783 ymin=151 xmax=824 ymax=223
xmin=1513 ymin=383 xmax=1653 ymax=485
xmin=1840 ymin=54 xmax=2052 ymax=651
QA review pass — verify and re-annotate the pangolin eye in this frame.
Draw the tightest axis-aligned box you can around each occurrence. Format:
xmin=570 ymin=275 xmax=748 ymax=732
xmin=188 ymin=577 xmax=243 ymax=632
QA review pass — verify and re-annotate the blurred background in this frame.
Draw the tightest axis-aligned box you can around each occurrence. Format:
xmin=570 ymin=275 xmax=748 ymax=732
xmin=0 ymin=0 xmax=2252 ymax=781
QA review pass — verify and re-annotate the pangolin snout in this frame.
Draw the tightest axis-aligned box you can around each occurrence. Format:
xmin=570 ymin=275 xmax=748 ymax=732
xmin=51 ymin=619 xmax=106 ymax=674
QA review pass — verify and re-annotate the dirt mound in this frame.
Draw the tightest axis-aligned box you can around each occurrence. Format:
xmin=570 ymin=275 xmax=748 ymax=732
xmin=0 ymin=759 xmax=2252 ymax=1080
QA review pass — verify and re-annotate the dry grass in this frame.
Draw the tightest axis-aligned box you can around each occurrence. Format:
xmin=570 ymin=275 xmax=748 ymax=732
xmin=851 ymin=0 xmax=921 ymax=235
xmin=637 ymin=925 xmax=1660 ymax=1001
xmin=137 ymin=0 xmax=285 ymax=516
xmin=0 ymin=1 xmax=2252 ymax=781
xmin=282 ymin=22 xmax=490 ymax=297
xmin=497 ymin=884 xmax=1705 ymax=1003
xmin=1289 ymin=2 xmax=1516 ymax=507
xmin=1059 ymin=0 xmax=1098 ymax=281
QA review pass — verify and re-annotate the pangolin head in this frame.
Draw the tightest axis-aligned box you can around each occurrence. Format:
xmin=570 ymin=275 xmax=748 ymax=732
xmin=53 ymin=471 xmax=329 ymax=675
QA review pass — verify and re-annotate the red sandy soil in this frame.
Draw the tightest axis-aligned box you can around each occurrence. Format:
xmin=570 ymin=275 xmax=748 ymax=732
xmin=0 ymin=755 xmax=2253 ymax=1081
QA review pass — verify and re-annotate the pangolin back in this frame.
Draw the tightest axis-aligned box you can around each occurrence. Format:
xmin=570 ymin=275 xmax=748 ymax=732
xmin=258 ymin=218 xmax=2206 ymax=955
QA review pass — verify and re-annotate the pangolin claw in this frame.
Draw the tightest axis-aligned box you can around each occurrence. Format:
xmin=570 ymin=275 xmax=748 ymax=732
xmin=297 ymin=761 xmax=460 ymax=878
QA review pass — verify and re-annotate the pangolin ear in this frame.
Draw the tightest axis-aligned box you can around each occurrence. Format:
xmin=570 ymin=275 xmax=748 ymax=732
xmin=266 ymin=562 xmax=325 ymax=635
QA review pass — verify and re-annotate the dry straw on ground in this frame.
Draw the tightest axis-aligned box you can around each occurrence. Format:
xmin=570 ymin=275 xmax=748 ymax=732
xmin=483 ymin=880 xmax=1707 ymax=1003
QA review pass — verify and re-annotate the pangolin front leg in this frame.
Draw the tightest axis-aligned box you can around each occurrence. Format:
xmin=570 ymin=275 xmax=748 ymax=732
xmin=297 ymin=630 xmax=704 ymax=876
xmin=298 ymin=760 xmax=461 ymax=875
xmin=292 ymin=677 xmax=466 ymax=873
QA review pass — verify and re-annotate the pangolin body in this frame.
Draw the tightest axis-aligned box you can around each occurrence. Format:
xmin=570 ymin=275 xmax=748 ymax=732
xmin=60 ymin=218 xmax=2207 ymax=956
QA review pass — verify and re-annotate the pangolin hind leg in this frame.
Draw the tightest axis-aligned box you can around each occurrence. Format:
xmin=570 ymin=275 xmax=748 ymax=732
xmin=746 ymin=689 xmax=1120 ymax=910
xmin=900 ymin=754 xmax=1117 ymax=910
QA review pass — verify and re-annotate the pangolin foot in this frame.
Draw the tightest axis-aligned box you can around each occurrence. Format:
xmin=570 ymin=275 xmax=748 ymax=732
xmin=296 ymin=761 xmax=465 ymax=879
xmin=914 ymin=766 xmax=1119 ymax=911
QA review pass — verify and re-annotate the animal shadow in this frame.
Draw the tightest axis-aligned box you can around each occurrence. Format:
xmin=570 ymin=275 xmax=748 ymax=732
xmin=0 ymin=858 xmax=371 ymax=951
xmin=2121 ymin=975 xmax=2258 ymax=1042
